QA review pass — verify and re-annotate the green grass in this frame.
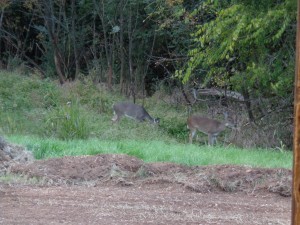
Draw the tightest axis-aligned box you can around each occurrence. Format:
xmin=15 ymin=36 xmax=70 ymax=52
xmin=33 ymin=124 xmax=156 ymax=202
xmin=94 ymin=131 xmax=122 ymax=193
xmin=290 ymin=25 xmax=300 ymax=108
xmin=7 ymin=135 xmax=292 ymax=169
xmin=0 ymin=71 xmax=294 ymax=170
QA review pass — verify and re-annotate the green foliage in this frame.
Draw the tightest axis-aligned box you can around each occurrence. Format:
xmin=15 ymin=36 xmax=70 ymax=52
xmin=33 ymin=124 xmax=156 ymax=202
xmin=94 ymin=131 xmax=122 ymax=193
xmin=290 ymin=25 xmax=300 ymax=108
xmin=0 ymin=0 xmax=296 ymax=102
xmin=143 ymin=0 xmax=196 ymax=82
xmin=181 ymin=0 xmax=296 ymax=97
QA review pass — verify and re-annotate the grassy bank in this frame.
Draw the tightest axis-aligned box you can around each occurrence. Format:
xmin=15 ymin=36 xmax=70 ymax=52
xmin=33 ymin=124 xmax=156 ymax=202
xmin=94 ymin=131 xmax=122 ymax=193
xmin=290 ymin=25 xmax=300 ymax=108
xmin=0 ymin=71 xmax=187 ymax=142
xmin=0 ymin=71 xmax=293 ymax=169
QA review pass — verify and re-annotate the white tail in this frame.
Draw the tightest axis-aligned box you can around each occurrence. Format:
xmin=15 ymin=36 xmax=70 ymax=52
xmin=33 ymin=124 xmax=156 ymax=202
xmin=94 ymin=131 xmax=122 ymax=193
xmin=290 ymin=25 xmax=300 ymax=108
xmin=112 ymin=102 xmax=160 ymax=124
xmin=187 ymin=112 xmax=235 ymax=145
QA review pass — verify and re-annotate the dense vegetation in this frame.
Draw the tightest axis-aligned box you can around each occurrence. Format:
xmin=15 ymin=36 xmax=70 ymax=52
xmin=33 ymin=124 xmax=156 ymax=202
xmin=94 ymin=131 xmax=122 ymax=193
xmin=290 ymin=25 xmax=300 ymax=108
xmin=0 ymin=0 xmax=297 ymax=148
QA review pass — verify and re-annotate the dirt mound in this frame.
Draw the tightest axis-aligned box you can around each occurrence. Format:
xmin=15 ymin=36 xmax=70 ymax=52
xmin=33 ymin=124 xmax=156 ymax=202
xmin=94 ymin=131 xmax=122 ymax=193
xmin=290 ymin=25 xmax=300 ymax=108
xmin=0 ymin=136 xmax=34 ymax=175
xmin=10 ymin=154 xmax=292 ymax=196
xmin=11 ymin=154 xmax=143 ymax=184
xmin=2 ymin=153 xmax=292 ymax=224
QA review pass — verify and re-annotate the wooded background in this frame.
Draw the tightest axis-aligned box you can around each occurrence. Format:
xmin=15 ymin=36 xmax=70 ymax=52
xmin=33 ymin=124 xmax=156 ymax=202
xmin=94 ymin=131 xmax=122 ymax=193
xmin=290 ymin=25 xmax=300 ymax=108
xmin=0 ymin=0 xmax=297 ymax=148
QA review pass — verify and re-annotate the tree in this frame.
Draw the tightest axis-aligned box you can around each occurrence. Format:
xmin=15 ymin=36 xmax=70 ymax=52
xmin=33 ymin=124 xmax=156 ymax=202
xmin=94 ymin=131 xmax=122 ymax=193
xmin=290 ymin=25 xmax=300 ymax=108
xmin=181 ymin=0 xmax=296 ymax=97
xmin=178 ymin=0 xmax=296 ymax=121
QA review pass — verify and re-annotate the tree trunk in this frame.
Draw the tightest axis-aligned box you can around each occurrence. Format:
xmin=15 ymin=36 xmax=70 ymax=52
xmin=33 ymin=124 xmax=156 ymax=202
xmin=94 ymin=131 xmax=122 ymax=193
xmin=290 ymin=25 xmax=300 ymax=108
xmin=54 ymin=50 xmax=66 ymax=84
xmin=0 ymin=8 xmax=5 ymax=62
xmin=94 ymin=0 xmax=113 ymax=90
xmin=242 ymin=88 xmax=254 ymax=122
xmin=127 ymin=4 xmax=135 ymax=100
xmin=42 ymin=0 xmax=66 ymax=84
xmin=119 ymin=0 xmax=125 ymax=93
xmin=71 ymin=0 xmax=79 ymax=79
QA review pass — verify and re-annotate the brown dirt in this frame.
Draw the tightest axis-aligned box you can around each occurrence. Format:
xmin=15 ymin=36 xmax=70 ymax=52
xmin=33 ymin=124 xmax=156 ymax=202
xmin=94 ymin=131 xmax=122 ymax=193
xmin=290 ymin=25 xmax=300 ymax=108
xmin=0 ymin=140 xmax=292 ymax=224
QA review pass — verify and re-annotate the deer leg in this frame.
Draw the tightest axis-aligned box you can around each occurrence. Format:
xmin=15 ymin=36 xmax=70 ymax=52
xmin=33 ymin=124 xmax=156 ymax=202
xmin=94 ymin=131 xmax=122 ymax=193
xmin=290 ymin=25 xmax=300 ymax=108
xmin=208 ymin=134 xmax=214 ymax=145
xmin=214 ymin=135 xmax=218 ymax=145
xmin=111 ymin=113 xmax=120 ymax=123
xmin=189 ymin=130 xmax=196 ymax=144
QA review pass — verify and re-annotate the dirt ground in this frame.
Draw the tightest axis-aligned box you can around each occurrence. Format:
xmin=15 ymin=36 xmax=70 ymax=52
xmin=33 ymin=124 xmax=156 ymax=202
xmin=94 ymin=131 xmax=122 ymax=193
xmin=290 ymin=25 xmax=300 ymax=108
xmin=0 ymin=139 xmax=293 ymax=224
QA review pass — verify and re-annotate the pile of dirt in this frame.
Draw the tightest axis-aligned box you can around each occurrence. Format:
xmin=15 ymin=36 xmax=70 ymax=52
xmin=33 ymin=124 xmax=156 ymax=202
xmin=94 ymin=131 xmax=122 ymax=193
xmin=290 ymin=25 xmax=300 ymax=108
xmin=0 ymin=136 xmax=34 ymax=175
xmin=0 ymin=141 xmax=292 ymax=224
xmin=10 ymin=153 xmax=292 ymax=197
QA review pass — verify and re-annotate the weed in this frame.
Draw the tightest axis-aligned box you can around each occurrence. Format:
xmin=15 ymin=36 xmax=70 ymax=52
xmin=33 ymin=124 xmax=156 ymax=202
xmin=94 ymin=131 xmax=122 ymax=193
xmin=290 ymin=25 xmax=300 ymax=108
xmin=45 ymin=100 xmax=90 ymax=140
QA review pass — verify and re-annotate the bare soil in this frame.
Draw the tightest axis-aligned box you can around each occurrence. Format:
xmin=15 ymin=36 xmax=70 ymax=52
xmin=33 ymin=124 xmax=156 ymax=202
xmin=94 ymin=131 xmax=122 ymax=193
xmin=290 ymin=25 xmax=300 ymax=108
xmin=0 ymin=139 xmax=292 ymax=224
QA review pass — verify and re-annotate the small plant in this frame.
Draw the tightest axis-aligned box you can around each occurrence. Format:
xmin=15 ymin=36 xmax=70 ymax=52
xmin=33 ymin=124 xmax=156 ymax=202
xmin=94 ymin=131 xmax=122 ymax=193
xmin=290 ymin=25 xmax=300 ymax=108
xmin=29 ymin=141 xmax=63 ymax=159
xmin=29 ymin=143 xmax=47 ymax=159
xmin=135 ymin=165 xmax=151 ymax=178
xmin=45 ymin=100 xmax=90 ymax=140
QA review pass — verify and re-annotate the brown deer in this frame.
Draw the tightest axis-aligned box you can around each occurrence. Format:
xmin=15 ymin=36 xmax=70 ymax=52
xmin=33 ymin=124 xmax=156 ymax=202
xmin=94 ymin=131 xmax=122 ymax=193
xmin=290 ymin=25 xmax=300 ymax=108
xmin=187 ymin=112 xmax=235 ymax=145
xmin=111 ymin=102 xmax=160 ymax=124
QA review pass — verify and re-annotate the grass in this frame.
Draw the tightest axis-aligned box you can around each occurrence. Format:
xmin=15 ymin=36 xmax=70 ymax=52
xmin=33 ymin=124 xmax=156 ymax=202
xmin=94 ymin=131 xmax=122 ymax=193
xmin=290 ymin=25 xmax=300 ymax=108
xmin=0 ymin=71 xmax=294 ymax=170
xmin=7 ymin=135 xmax=293 ymax=169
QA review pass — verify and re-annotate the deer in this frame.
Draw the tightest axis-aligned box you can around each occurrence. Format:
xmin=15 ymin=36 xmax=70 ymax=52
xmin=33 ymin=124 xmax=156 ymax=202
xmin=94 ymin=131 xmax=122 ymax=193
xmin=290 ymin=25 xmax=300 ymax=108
xmin=111 ymin=102 xmax=160 ymax=124
xmin=187 ymin=112 xmax=236 ymax=145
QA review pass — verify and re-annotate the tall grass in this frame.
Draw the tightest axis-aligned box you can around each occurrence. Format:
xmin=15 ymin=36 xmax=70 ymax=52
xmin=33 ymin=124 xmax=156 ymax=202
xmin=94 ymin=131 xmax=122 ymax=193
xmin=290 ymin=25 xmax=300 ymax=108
xmin=7 ymin=135 xmax=292 ymax=169
xmin=45 ymin=100 xmax=90 ymax=140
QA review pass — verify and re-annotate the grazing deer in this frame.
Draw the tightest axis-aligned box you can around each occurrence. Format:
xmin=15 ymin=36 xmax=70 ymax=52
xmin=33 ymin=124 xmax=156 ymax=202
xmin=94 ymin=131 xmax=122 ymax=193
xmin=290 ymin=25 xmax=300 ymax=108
xmin=111 ymin=102 xmax=160 ymax=124
xmin=187 ymin=112 xmax=235 ymax=145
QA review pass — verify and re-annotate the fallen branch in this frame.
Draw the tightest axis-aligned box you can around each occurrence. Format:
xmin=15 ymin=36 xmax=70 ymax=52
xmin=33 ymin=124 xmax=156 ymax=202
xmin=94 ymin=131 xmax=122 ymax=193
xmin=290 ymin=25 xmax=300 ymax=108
xmin=192 ymin=88 xmax=245 ymax=102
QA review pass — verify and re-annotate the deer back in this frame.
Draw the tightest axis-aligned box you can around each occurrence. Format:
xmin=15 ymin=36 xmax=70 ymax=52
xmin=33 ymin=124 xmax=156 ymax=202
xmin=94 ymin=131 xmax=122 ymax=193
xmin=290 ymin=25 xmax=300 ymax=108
xmin=113 ymin=102 xmax=158 ymax=123
xmin=187 ymin=115 xmax=226 ymax=135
